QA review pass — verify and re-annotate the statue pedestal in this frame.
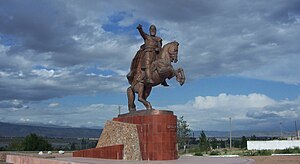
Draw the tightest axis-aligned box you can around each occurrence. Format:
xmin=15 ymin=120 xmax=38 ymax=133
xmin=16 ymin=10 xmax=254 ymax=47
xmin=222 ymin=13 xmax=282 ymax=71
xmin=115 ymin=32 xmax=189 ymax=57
xmin=73 ymin=110 xmax=178 ymax=160
xmin=113 ymin=110 xmax=178 ymax=160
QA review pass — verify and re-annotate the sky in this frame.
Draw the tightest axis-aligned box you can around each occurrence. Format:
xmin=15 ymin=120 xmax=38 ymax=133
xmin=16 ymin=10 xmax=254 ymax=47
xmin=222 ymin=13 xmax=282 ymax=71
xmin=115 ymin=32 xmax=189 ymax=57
xmin=0 ymin=0 xmax=300 ymax=132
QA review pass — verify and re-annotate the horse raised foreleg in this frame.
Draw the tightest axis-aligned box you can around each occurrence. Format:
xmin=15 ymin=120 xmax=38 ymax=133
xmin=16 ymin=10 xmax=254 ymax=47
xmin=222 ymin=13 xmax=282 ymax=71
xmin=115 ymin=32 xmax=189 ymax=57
xmin=127 ymin=86 xmax=136 ymax=112
xmin=175 ymin=68 xmax=185 ymax=86
xmin=137 ymin=83 xmax=152 ymax=110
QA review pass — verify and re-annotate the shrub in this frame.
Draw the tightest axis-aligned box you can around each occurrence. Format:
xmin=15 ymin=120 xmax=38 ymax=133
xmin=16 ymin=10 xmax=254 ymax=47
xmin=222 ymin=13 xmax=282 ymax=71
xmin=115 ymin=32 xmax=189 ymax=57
xmin=238 ymin=150 xmax=254 ymax=156
xmin=194 ymin=152 xmax=203 ymax=156
xmin=293 ymin=147 xmax=300 ymax=153
xmin=223 ymin=149 xmax=228 ymax=154
xmin=256 ymin=150 xmax=272 ymax=156
xmin=188 ymin=147 xmax=200 ymax=154
xmin=7 ymin=139 xmax=23 ymax=151
xmin=209 ymin=150 xmax=221 ymax=155
xmin=274 ymin=147 xmax=300 ymax=154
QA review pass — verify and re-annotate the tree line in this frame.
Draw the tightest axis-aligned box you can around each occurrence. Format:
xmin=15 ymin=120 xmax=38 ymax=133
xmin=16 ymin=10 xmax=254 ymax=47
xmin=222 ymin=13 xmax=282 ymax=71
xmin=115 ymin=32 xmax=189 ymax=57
xmin=6 ymin=133 xmax=52 ymax=151
xmin=177 ymin=116 xmax=248 ymax=152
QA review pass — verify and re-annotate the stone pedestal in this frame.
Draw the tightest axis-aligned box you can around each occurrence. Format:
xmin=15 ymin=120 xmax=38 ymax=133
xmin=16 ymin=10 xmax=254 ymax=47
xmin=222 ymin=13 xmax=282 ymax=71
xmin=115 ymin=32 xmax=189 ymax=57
xmin=113 ymin=110 xmax=178 ymax=160
xmin=73 ymin=110 xmax=178 ymax=160
xmin=96 ymin=120 xmax=141 ymax=160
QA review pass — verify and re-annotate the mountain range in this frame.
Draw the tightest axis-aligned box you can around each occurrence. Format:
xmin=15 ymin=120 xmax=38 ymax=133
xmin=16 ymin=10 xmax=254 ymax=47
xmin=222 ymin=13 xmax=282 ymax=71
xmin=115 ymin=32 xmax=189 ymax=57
xmin=0 ymin=121 xmax=297 ymax=138
xmin=0 ymin=121 xmax=102 ymax=138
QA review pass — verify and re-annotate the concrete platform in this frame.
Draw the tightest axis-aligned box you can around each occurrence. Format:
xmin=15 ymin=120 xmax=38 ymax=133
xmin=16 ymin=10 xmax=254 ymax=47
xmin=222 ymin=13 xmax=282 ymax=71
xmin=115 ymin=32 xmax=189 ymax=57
xmin=6 ymin=154 xmax=255 ymax=164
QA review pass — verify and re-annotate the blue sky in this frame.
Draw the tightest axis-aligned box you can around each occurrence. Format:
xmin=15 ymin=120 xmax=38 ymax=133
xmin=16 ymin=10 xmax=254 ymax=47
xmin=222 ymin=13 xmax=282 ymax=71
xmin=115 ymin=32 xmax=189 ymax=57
xmin=0 ymin=0 xmax=300 ymax=132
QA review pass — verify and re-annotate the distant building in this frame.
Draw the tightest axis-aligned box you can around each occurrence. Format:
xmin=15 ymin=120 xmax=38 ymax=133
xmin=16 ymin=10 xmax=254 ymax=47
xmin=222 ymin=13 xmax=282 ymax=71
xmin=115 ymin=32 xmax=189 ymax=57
xmin=247 ymin=140 xmax=300 ymax=150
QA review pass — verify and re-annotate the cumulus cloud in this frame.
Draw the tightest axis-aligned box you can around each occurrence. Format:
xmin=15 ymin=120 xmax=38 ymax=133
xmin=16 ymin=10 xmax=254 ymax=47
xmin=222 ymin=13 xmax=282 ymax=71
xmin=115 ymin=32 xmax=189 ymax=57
xmin=0 ymin=63 xmax=126 ymax=101
xmin=192 ymin=93 xmax=276 ymax=109
xmin=1 ymin=93 xmax=299 ymax=131
xmin=0 ymin=0 xmax=299 ymax=103
xmin=0 ymin=100 xmax=25 ymax=109
xmin=0 ymin=0 xmax=140 ymax=102
xmin=168 ymin=93 xmax=300 ymax=131
xmin=1 ymin=0 xmax=299 ymax=84
xmin=0 ymin=0 xmax=300 ymax=129
xmin=110 ymin=0 xmax=300 ymax=84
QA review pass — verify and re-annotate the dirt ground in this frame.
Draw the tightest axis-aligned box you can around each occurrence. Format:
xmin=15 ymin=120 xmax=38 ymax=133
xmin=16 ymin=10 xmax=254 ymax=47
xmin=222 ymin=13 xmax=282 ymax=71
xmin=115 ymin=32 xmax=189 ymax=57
xmin=245 ymin=155 xmax=300 ymax=164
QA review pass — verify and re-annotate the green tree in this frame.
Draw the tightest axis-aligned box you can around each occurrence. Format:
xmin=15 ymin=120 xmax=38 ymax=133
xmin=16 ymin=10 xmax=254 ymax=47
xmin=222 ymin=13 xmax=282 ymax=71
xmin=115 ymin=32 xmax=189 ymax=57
xmin=7 ymin=139 xmax=23 ymax=151
xmin=210 ymin=137 xmax=218 ymax=149
xmin=70 ymin=142 xmax=76 ymax=150
xmin=233 ymin=139 xmax=241 ymax=148
xmin=250 ymin=135 xmax=257 ymax=141
xmin=22 ymin=133 xmax=52 ymax=151
xmin=177 ymin=116 xmax=191 ymax=149
xmin=241 ymin=136 xmax=247 ymax=148
xmin=220 ymin=140 xmax=226 ymax=148
xmin=80 ymin=138 xmax=87 ymax=149
xmin=199 ymin=130 xmax=210 ymax=153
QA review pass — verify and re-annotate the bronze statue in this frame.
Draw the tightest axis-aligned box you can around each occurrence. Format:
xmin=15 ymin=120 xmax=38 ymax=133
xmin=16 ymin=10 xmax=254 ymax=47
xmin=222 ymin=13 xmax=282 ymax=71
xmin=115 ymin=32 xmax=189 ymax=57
xmin=126 ymin=24 xmax=185 ymax=111
xmin=136 ymin=24 xmax=169 ymax=86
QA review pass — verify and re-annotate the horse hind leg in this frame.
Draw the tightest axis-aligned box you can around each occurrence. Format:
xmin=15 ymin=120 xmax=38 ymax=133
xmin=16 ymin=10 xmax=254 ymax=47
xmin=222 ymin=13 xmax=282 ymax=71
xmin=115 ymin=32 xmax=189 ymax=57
xmin=127 ymin=86 xmax=136 ymax=112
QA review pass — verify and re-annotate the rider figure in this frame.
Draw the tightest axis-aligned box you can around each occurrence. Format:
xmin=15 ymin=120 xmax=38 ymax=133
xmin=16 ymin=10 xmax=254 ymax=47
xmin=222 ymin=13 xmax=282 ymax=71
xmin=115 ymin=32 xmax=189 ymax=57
xmin=137 ymin=24 xmax=169 ymax=86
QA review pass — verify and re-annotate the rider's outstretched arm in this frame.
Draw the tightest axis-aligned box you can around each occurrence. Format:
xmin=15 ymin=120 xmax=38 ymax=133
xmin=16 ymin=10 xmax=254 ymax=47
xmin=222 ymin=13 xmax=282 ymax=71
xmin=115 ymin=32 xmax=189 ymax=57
xmin=137 ymin=24 xmax=148 ymax=40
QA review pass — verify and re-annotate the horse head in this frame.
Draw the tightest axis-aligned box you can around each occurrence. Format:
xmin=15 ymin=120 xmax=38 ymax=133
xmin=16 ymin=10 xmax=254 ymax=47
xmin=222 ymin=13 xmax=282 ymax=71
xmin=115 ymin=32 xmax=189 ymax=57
xmin=160 ymin=41 xmax=179 ymax=63
xmin=166 ymin=41 xmax=179 ymax=63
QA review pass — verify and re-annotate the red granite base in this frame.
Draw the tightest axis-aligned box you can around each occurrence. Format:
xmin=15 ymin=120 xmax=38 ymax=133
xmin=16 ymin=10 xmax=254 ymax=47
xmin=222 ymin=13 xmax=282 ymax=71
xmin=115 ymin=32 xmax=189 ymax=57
xmin=73 ymin=110 xmax=178 ymax=160
xmin=113 ymin=110 xmax=178 ymax=160
xmin=73 ymin=144 xmax=123 ymax=159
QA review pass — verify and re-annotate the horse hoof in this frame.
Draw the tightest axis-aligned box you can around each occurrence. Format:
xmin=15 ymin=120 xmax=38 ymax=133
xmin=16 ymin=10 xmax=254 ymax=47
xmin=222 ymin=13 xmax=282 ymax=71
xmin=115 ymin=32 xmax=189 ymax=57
xmin=146 ymin=107 xmax=153 ymax=110
xmin=129 ymin=108 xmax=136 ymax=112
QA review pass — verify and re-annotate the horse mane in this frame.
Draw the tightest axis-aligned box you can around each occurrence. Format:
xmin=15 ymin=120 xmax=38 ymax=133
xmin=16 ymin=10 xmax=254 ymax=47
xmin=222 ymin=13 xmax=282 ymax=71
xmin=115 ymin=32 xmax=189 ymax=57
xmin=158 ymin=41 xmax=179 ymax=59
xmin=162 ymin=41 xmax=179 ymax=49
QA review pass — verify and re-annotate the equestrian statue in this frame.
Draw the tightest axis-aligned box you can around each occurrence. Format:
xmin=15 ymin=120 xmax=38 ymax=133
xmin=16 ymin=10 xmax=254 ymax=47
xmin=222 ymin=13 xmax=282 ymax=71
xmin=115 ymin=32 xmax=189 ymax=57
xmin=126 ymin=24 xmax=185 ymax=112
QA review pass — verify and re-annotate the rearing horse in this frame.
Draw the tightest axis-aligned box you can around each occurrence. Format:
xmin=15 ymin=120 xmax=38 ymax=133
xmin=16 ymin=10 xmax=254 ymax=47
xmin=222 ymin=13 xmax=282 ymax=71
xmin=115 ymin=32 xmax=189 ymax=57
xmin=126 ymin=41 xmax=185 ymax=111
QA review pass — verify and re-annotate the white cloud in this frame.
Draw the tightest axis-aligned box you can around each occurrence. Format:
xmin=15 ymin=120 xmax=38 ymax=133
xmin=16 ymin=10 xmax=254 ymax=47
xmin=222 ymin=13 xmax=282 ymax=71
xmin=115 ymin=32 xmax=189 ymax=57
xmin=1 ymin=0 xmax=299 ymax=103
xmin=167 ymin=93 xmax=300 ymax=131
xmin=0 ymin=64 xmax=127 ymax=101
xmin=48 ymin=102 xmax=59 ymax=108
xmin=0 ymin=100 xmax=25 ymax=109
xmin=19 ymin=117 xmax=32 ymax=122
xmin=0 ymin=1 xmax=299 ymax=131
xmin=192 ymin=93 xmax=275 ymax=110
xmin=1 ymin=93 xmax=299 ymax=131
xmin=32 ymin=69 xmax=55 ymax=78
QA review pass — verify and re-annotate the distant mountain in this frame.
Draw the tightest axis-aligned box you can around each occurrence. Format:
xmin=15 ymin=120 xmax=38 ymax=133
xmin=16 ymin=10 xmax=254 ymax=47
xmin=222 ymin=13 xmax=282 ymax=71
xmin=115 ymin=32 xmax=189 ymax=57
xmin=1 ymin=121 xmax=296 ymax=139
xmin=0 ymin=122 xmax=102 ymax=138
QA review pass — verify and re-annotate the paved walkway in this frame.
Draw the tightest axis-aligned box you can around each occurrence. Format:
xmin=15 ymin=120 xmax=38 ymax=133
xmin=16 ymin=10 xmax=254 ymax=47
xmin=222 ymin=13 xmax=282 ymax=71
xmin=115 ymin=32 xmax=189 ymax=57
xmin=55 ymin=156 xmax=255 ymax=164
xmin=6 ymin=154 xmax=255 ymax=164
